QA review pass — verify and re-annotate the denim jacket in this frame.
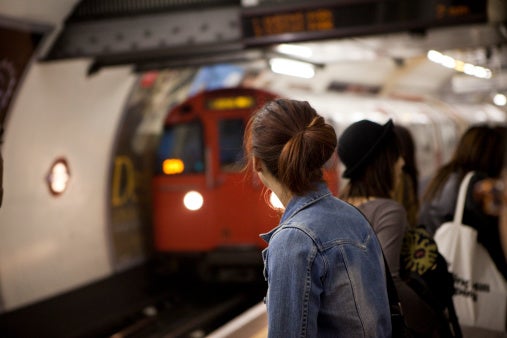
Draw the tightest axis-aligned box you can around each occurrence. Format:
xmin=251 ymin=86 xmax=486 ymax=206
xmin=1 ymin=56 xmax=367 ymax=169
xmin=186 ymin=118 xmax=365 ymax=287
xmin=260 ymin=183 xmax=391 ymax=338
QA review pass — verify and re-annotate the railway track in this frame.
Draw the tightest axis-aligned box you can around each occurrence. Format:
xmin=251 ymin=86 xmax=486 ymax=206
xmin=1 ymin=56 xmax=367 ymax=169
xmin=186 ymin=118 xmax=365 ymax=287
xmin=0 ymin=262 xmax=266 ymax=338
xmin=112 ymin=294 xmax=255 ymax=338
xmin=105 ymin=268 xmax=266 ymax=338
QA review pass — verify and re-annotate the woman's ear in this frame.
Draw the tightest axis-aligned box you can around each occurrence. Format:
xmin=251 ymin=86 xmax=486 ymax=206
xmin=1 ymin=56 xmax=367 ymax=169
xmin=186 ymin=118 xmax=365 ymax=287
xmin=253 ymin=156 xmax=263 ymax=172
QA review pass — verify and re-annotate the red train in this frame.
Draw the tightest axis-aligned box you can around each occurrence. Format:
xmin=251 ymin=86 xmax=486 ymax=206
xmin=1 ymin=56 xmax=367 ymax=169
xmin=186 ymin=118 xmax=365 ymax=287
xmin=152 ymin=86 xmax=506 ymax=280
xmin=152 ymin=87 xmax=339 ymax=280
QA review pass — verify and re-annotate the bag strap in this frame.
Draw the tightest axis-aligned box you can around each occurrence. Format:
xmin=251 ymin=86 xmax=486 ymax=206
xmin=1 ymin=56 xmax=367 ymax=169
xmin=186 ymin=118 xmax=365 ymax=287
xmin=383 ymin=255 xmax=411 ymax=337
xmin=384 ymin=255 xmax=401 ymax=307
xmin=453 ymin=172 xmax=475 ymax=224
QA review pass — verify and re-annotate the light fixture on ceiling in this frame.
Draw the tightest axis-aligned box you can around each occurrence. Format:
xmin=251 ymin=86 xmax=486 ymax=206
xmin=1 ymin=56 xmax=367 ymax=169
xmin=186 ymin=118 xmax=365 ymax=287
xmin=269 ymin=58 xmax=316 ymax=79
xmin=427 ymin=50 xmax=492 ymax=79
xmin=493 ymin=93 xmax=507 ymax=106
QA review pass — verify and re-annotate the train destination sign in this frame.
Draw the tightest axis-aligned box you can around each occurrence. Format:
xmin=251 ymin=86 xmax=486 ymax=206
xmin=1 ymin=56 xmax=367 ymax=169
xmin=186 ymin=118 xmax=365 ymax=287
xmin=206 ymin=95 xmax=256 ymax=110
xmin=241 ymin=0 xmax=488 ymax=46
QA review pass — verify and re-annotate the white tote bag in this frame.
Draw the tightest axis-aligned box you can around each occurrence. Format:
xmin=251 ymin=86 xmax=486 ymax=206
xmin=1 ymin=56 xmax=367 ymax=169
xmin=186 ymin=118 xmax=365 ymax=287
xmin=434 ymin=172 xmax=507 ymax=332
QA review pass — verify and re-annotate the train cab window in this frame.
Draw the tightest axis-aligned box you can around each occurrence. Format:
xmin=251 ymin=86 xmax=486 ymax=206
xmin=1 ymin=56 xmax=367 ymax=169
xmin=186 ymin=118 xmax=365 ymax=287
xmin=156 ymin=121 xmax=204 ymax=175
xmin=218 ymin=119 xmax=245 ymax=172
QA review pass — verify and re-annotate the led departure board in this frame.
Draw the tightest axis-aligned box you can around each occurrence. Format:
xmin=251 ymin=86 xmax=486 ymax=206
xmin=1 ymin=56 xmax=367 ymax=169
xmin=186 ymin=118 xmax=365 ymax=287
xmin=241 ymin=0 xmax=488 ymax=46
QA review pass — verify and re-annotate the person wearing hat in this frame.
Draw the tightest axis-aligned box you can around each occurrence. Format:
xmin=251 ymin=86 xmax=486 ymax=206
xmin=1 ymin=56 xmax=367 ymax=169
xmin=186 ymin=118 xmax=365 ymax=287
xmin=338 ymin=119 xmax=442 ymax=337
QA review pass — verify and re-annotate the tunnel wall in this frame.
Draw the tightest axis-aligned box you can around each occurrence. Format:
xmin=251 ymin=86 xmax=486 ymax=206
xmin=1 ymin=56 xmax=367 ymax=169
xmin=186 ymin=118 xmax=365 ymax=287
xmin=0 ymin=59 xmax=136 ymax=311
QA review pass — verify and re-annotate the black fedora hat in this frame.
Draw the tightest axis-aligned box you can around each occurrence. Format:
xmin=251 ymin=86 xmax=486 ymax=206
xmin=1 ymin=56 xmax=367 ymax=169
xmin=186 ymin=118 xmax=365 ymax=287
xmin=338 ymin=119 xmax=394 ymax=178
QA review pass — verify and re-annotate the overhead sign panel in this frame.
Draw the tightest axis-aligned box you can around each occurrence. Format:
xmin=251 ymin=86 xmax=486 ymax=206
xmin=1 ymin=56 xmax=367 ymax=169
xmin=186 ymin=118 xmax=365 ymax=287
xmin=44 ymin=0 xmax=490 ymax=69
xmin=241 ymin=0 xmax=488 ymax=46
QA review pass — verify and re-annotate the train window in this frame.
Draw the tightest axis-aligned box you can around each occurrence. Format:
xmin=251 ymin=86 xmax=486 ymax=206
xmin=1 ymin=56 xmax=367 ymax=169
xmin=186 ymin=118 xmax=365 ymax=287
xmin=218 ymin=119 xmax=245 ymax=172
xmin=156 ymin=121 xmax=204 ymax=175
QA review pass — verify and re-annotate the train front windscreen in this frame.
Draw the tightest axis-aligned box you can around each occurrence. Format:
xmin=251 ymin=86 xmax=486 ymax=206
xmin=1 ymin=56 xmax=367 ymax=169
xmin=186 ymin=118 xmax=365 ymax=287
xmin=156 ymin=121 xmax=205 ymax=175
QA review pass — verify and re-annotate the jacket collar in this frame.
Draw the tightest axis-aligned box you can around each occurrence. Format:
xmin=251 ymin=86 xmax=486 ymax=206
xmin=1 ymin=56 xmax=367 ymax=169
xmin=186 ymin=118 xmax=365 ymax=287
xmin=260 ymin=182 xmax=332 ymax=243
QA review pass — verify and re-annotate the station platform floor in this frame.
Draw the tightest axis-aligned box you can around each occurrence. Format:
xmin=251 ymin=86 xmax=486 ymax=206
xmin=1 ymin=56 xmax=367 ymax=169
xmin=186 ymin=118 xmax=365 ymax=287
xmin=205 ymin=302 xmax=507 ymax=338
xmin=206 ymin=302 xmax=267 ymax=338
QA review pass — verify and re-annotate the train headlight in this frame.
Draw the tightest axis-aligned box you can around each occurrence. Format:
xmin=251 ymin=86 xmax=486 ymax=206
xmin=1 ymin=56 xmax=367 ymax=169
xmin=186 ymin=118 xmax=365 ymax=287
xmin=269 ymin=191 xmax=284 ymax=210
xmin=183 ymin=190 xmax=203 ymax=211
